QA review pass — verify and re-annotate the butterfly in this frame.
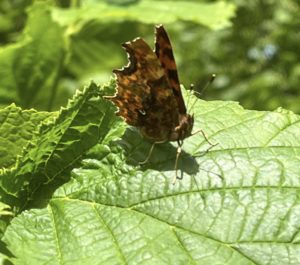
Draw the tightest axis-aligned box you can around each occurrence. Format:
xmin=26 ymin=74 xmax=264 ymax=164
xmin=105 ymin=24 xmax=216 ymax=183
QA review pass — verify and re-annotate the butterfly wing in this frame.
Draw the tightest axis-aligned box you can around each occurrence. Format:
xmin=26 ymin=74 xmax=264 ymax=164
xmin=154 ymin=25 xmax=187 ymax=114
xmin=106 ymin=37 xmax=180 ymax=142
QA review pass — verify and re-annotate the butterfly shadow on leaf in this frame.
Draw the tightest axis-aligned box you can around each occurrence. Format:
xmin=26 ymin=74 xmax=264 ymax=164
xmin=117 ymin=127 xmax=201 ymax=179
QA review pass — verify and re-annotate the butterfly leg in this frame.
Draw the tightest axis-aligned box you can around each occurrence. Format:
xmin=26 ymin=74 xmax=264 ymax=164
xmin=192 ymin=129 xmax=218 ymax=150
xmin=172 ymin=140 xmax=183 ymax=184
xmin=139 ymin=140 xmax=166 ymax=165
xmin=191 ymin=130 xmax=223 ymax=180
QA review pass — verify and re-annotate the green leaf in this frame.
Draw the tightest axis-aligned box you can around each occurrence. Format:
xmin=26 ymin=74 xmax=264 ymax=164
xmin=0 ymin=81 xmax=121 ymax=212
xmin=0 ymin=104 xmax=54 ymax=169
xmin=53 ymin=1 xmax=236 ymax=30
xmin=3 ymin=88 xmax=300 ymax=264
xmin=0 ymin=3 xmax=65 ymax=110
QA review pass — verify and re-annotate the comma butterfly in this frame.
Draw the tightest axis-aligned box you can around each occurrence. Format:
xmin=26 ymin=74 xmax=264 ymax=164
xmin=105 ymin=25 xmax=216 ymax=183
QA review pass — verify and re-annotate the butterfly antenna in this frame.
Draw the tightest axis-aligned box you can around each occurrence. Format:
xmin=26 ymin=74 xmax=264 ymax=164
xmin=188 ymin=74 xmax=216 ymax=113
xmin=201 ymin=74 xmax=216 ymax=96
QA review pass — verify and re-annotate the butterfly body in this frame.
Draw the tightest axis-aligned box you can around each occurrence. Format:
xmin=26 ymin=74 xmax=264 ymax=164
xmin=106 ymin=25 xmax=194 ymax=144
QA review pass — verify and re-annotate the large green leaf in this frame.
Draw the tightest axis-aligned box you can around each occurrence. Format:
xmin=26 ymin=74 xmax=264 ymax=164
xmin=0 ymin=81 xmax=122 ymax=213
xmin=3 ymin=86 xmax=300 ymax=264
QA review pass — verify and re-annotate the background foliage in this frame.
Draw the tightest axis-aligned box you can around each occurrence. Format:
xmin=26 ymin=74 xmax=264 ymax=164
xmin=0 ymin=0 xmax=300 ymax=264
xmin=1 ymin=0 xmax=299 ymax=113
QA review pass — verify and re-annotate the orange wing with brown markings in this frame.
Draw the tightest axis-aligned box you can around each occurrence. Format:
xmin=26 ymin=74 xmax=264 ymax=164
xmin=154 ymin=24 xmax=187 ymax=114
xmin=105 ymin=37 xmax=180 ymax=142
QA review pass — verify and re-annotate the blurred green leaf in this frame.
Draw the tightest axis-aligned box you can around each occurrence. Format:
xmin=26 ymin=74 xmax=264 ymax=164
xmin=2 ymin=86 xmax=300 ymax=264
xmin=0 ymin=3 xmax=65 ymax=110
xmin=0 ymin=0 xmax=32 ymax=43
xmin=53 ymin=1 xmax=235 ymax=30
